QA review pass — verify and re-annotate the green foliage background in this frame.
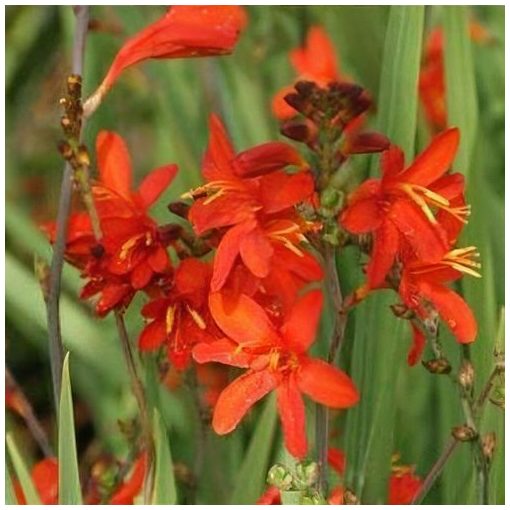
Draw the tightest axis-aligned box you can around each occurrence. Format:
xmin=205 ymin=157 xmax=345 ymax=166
xmin=6 ymin=5 xmax=504 ymax=504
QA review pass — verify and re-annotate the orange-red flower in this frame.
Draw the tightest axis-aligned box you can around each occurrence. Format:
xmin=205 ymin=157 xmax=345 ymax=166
xmin=187 ymin=115 xmax=322 ymax=298
xmin=388 ymin=463 xmax=422 ymax=505
xmin=138 ymin=258 xmax=219 ymax=369
xmin=193 ymin=290 xmax=359 ymax=458
xmin=43 ymin=131 xmax=178 ymax=316
xmin=14 ymin=458 xmax=58 ymax=505
xmin=273 ymin=26 xmax=342 ymax=120
xmin=109 ymin=453 xmax=147 ymax=505
xmin=340 ymin=128 xmax=468 ymax=289
xmin=85 ymin=6 xmax=247 ymax=115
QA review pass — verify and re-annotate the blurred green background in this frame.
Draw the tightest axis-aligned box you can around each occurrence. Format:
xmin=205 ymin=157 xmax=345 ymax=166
xmin=6 ymin=5 xmax=504 ymax=504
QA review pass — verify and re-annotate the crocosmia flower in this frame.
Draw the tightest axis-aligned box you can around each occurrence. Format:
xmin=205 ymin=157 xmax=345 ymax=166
xmin=109 ymin=452 xmax=147 ymax=505
xmin=14 ymin=458 xmax=58 ymax=505
xmin=340 ymin=128 xmax=468 ymax=289
xmin=138 ymin=258 xmax=219 ymax=369
xmin=193 ymin=290 xmax=359 ymax=458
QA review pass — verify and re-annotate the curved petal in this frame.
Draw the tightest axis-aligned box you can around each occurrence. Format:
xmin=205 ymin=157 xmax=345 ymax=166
xmin=209 ymin=291 xmax=279 ymax=347
xmin=138 ymin=164 xmax=178 ymax=208
xmin=401 ymin=128 xmax=460 ymax=186
xmin=192 ymin=338 xmax=252 ymax=368
xmin=260 ymin=171 xmax=314 ymax=214
xmin=277 ymin=375 xmax=307 ymax=459
xmin=340 ymin=179 xmax=382 ymax=234
xmin=281 ymin=290 xmax=323 ymax=353
xmin=130 ymin=262 xmax=153 ymax=289
xmin=366 ymin=219 xmax=400 ymax=289
xmin=408 ymin=323 xmax=426 ymax=366
xmin=212 ymin=369 xmax=277 ymax=434
xmin=272 ymin=85 xmax=298 ymax=120
xmin=138 ymin=320 xmax=167 ymax=351
xmin=32 ymin=458 xmax=58 ymax=505
xmin=297 ymin=357 xmax=359 ymax=408
xmin=239 ymin=227 xmax=274 ymax=279
xmin=380 ymin=145 xmax=405 ymax=183
xmin=417 ymin=281 xmax=477 ymax=343
xmin=211 ymin=220 xmax=256 ymax=291
xmin=147 ymin=245 xmax=170 ymax=273
xmin=203 ymin=114 xmax=236 ymax=181
xmin=96 ymin=131 xmax=132 ymax=200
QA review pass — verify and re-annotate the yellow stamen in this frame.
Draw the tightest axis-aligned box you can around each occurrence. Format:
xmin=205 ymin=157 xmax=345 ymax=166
xmin=119 ymin=234 xmax=142 ymax=261
xmin=166 ymin=305 xmax=176 ymax=334
xmin=269 ymin=349 xmax=280 ymax=371
xmin=186 ymin=305 xmax=206 ymax=330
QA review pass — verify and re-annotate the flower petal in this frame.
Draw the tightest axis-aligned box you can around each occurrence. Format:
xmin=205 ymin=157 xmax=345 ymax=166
xmin=297 ymin=357 xmax=359 ymax=408
xmin=401 ymin=128 xmax=460 ymax=186
xmin=96 ymin=131 xmax=132 ymax=200
xmin=209 ymin=291 xmax=279 ymax=347
xmin=260 ymin=170 xmax=314 ymax=214
xmin=211 ymin=220 xmax=256 ymax=291
xmin=380 ymin=145 xmax=405 ymax=183
xmin=212 ymin=369 xmax=276 ymax=434
xmin=147 ymin=245 xmax=170 ymax=274
xmin=32 ymin=458 xmax=58 ymax=505
xmin=138 ymin=320 xmax=167 ymax=351
xmin=340 ymin=179 xmax=382 ymax=234
xmin=203 ymin=114 xmax=236 ymax=181
xmin=277 ymin=375 xmax=307 ymax=459
xmin=193 ymin=338 xmax=252 ymax=368
xmin=281 ymin=290 xmax=323 ymax=353
xmin=417 ymin=281 xmax=477 ymax=343
xmin=239 ymin=227 xmax=274 ymax=279
xmin=138 ymin=164 xmax=178 ymax=208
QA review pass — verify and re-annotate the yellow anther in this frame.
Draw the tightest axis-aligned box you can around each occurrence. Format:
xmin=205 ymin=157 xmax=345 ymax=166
xmin=186 ymin=305 xmax=206 ymax=330
xmin=166 ymin=305 xmax=176 ymax=334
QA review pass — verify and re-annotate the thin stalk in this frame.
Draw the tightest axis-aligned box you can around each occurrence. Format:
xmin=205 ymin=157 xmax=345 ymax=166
xmin=46 ymin=5 xmax=89 ymax=409
xmin=114 ymin=310 xmax=154 ymax=503
xmin=410 ymin=437 xmax=459 ymax=505
xmin=6 ymin=368 xmax=54 ymax=458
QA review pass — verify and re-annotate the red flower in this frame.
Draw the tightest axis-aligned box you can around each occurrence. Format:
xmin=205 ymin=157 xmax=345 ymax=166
xmin=388 ymin=469 xmax=422 ymax=505
xmin=257 ymin=486 xmax=282 ymax=505
xmin=273 ymin=26 xmax=341 ymax=120
xmin=15 ymin=458 xmax=58 ymax=505
xmin=400 ymin=246 xmax=480 ymax=357
xmin=138 ymin=258 xmax=219 ymax=369
xmin=43 ymin=131 xmax=178 ymax=316
xmin=340 ymin=128 xmax=468 ymax=289
xmin=109 ymin=453 xmax=147 ymax=505
xmin=193 ymin=290 xmax=358 ymax=458
xmin=187 ymin=115 xmax=321 ymax=296
xmin=85 ymin=6 xmax=247 ymax=115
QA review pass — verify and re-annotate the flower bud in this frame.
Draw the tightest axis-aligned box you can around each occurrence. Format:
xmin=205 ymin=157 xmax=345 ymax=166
xmin=458 ymin=360 xmax=475 ymax=390
xmin=67 ymin=74 xmax=82 ymax=97
xmin=76 ymin=144 xmax=90 ymax=167
xmin=481 ymin=432 xmax=496 ymax=462
xmin=452 ymin=425 xmax=478 ymax=442
xmin=267 ymin=464 xmax=293 ymax=491
xmin=343 ymin=488 xmax=360 ymax=504
xmin=58 ymin=140 xmax=73 ymax=160
xmin=295 ymin=461 xmax=319 ymax=487
xmin=422 ymin=358 xmax=452 ymax=375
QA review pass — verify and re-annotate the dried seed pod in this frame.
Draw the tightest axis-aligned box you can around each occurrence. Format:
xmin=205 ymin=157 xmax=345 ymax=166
xmin=481 ymin=432 xmax=496 ymax=462
xmin=422 ymin=358 xmax=452 ymax=375
xmin=451 ymin=425 xmax=478 ymax=442
xmin=343 ymin=488 xmax=360 ymax=505
xmin=458 ymin=360 xmax=475 ymax=390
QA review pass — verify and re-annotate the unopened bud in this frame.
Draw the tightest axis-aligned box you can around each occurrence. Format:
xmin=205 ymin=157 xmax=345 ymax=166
xmin=343 ymin=488 xmax=360 ymax=505
xmin=294 ymin=461 xmax=318 ymax=487
xmin=67 ymin=74 xmax=82 ymax=96
xmin=280 ymin=121 xmax=311 ymax=143
xmin=458 ymin=360 xmax=475 ymax=390
xmin=390 ymin=303 xmax=415 ymax=320
xmin=76 ymin=145 xmax=90 ymax=166
xmin=481 ymin=432 xmax=496 ymax=462
xmin=58 ymin=140 xmax=73 ymax=160
xmin=422 ymin=358 xmax=452 ymax=375
xmin=267 ymin=464 xmax=293 ymax=491
xmin=320 ymin=188 xmax=341 ymax=209
xmin=60 ymin=115 xmax=72 ymax=130
xmin=452 ymin=425 xmax=478 ymax=442
xmin=168 ymin=201 xmax=190 ymax=219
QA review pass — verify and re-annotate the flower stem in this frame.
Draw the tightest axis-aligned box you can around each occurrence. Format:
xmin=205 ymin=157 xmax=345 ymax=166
xmin=46 ymin=5 xmax=89 ymax=410
xmin=114 ymin=310 xmax=154 ymax=502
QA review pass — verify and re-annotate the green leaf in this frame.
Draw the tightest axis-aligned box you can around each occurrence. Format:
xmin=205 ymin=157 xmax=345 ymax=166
xmin=5 ymin=466 xmax=17 ymax=505
xmin=229 ymin=394 xmax=278 ymax=504
xmin=58 ymin=353 xmax=82 ymax=504
xmin=372 ymin=5 xmax=424 ymax=165
xmin=152 ymin=409 xmax=177 ymax=504
xmin=443 ymin=6 xmax=478 ymax=176
xmin=6 ymin=433 xmax=41 ymax=505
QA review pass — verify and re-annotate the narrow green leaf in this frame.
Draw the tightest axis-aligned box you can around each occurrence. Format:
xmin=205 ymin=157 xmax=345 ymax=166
xmin=5 ymin=467 xmax=17 ymax=505
xmin=229 ymin=394 xmax=278 ymax=504
xmin=373 ymin=5 xmax=425 ymax=165
xmin=443 ymin=6 xmax=478 ymax=175
xmin=58 ymin=353 xmax=82 ymax=504
xmin=152 ymin=409 xmax=177 ymax=504
xmin=6 ymin=433 xmax=41 ymax=505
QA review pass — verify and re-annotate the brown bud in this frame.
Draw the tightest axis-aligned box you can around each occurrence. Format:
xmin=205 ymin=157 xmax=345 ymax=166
xmin=390 ymin=303 xmax=415 ymax=320
xmin=343 ymin=488 xmax=360 ymax=505
xmin=60 ymin=115 xmax=72 ymax=130
xmin=458 ymin=360 xmax=475 ymax=390
xmin=481 ymin=432 xmax=496 ymax=461
xmin=422 ymin=358 xmax=452 ymax=375
xmin=67 ymin=74 xmax=82 ymax=96
xmin=59 ymin=97 xmax=68 ymax=107
xmin=58 ymin=140 xmax=73 ymax=160
xmin=168 ymin=201 xmax=190 ymax=219
xmin=280 ymin=120 xmax=312 ymax=144
xmin=452 ymin=425 xmax=478 ymax=442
